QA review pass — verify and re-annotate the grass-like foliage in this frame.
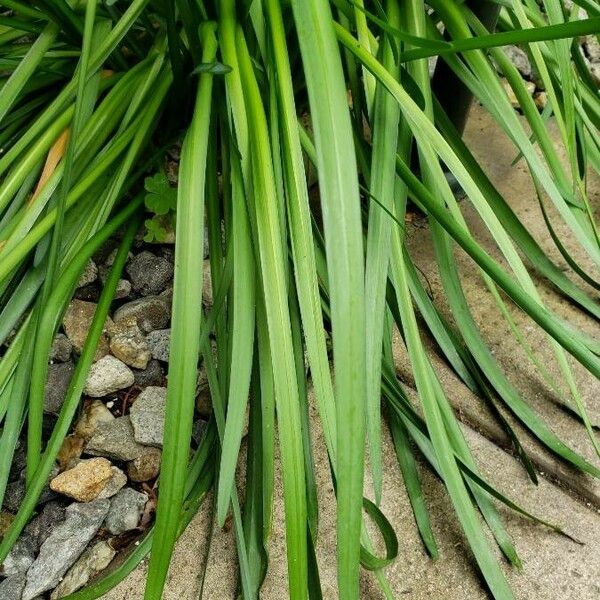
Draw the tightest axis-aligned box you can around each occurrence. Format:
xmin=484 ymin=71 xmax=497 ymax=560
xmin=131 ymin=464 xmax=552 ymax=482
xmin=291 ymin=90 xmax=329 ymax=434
xmin=0 ymin=1 xmax=599 ymax=599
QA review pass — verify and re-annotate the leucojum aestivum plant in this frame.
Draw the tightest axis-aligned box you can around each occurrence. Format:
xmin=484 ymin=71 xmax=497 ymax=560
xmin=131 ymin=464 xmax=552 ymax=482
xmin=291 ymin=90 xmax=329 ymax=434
xmin=0 ymin=1 xmax=599 ymax=599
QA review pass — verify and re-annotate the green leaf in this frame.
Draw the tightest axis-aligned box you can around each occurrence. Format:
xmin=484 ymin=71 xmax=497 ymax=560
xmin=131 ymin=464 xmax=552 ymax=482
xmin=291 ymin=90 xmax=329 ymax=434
xmin=143 ymin=216 xmax=168 ymax=242
xmin=144 ymin=172 xmax=178 ymax=215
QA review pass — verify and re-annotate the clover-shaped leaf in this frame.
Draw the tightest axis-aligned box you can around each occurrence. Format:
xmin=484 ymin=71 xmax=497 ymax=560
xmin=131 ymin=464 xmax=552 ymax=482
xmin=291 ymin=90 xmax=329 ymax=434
xmin=143 ymin=217 xmax=168 ymax=243
xmin=144 ymin=172 xmax=177 ymax=216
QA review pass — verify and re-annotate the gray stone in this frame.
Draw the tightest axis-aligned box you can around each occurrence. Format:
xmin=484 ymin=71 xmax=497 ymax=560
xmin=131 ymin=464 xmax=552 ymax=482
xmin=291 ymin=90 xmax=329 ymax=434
xmin=44 ymin=361 xmax=75 ymax=415
xmin=127 ymin=447 xmax=161 ymax=482
xmin=113 ymin=296 xmax=169 ymax=334
xmin=109 ymin=318 xmax=151 ymax=369
xmin=192 ymin=419 xmax=207 ymax=446
xmin=3 ymin=465 xmax=60 ymax=513
xmin=85 ymin=416 xmax=146 ymax=462
xmin=1 ymin=532 xmax=36 ymax=576
xmin=22 ymin=499 xmax=110 ymax=600
xmin=104 ymin=488 xmax=148 ymax=535
xmin=203 ymin=226 xmax=210 ymax=259
xmin=129 ymin=386 xmax=166 ymax=447
xmin=126 ymin=251 xmax=173 ymax=296
xmin=145 ymin=329 xmax=170 ymax=363
xmin=77 ymin=260 xmax=98 ymax=289
xmin=84 ymin=356 xmax=134 ymax=398
xmin=62 ymin=300 xmax=113 ymax=361
xmin=73 ymin=282 xmax=100 ymax=302
xmin=502 ymin=45 xmax=531 ymax=78
xmin=8 ymin=442 xmax=26 ymax=482
xmin=50 ymin=540 xmax=116 ymax=599
xmin=0 ymin=573 xmax=26 ymax=600
xmin=50 ymin=334 xmax=72 ymax=363
xmin=132 ymin=359 xmax=164 ymax=387
xmin=97 ymin=466 xmax=127 ymax=500
xmin=115 ymin=279 xmax=132 ymax=300
xmin=1 ymin=502 xmax=65 ymax=577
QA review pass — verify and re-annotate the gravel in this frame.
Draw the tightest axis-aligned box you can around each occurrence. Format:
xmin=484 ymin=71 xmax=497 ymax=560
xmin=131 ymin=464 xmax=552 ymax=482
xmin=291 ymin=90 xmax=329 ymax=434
xmin=22 ymin=499 xmax=110 ymax=600
xmin=104 ymin=488 xmax=148 ymax=535
xmin=62 ymin=300 xmax=113 ymax=361
xmin=85 ymin=416 xmax=147 ymax=462
xmin=44 ymin=361 xmax=75 ymax=415
xmin=50 ymin=334 xmax=72 ymax=363
xmin=145 ymin=328 xmax=170 ymax=362
xmin=129 ymin=386 xmax=166 ymax=447
xmin=50 ymin=540 xmax=116 ymax=599
xmin=50 ymin=458 xmax=113 ymax=503
xmin=126 ymin=251 xmax=174 ymax=296
xmin=109 ymin=317 xmax=152 ymax=369
xmin=84 ymin=355 xmax=134 ymax=397
xmin=113 ymin=296 xmax=170 ymax=334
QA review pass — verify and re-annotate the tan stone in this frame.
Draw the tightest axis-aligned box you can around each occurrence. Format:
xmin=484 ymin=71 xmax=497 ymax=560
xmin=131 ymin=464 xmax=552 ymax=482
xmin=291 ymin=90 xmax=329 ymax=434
xmin=109 ymin=317 xmax=151 ymax=369
xmin=50 ymin=458 xmax=113 ymax=502
xmin=57 ymin=435 xmax=84 ymax=470
xmin=127 ymin=447 xmax=162 ymax=482
xmin=62 ymin=300 xmax=114 ymax=361
xmin=74 ymin=400 xmax=115 ymax=441
xmin=0 ymin=511 xmax=14 ymax=538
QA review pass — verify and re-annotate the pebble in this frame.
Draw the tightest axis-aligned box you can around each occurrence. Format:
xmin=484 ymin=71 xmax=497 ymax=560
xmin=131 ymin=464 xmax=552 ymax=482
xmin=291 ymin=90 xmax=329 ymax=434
xmin=22 ymin=499 xmax=110 ymax=600
xmin=132 ymin=359 xmax=164 ymax=387
xmin=202 ymin=259 xmax=213 ymax=307
xmin=113 ymin=296 xmax=169 ymax=334
xmin=50 ymin=458 xmax=113 ymax=502
xmin=0 ymin=510 xmax=14 ymax=537
xmin=85 ymin=416 xmax=146 ymax=462
xmin=44 ymin=361 xmax=75 ymax=415
xmin=104 ymin=488 xmax=148 ymax=535
xmin=145 ymin=329 xmax=170 ymax=362
xmin=534 ymin=91 xmax=548 ymax=110
xmin=97 ymin=466 xmax=127 ymax=499
xmin=501 ymin=78 xmax=535 ymax=110
xmin=502 ymin=45 xmax=531 ymax=78
xmin=196 ymin=368 xmax=212 ymax=418
xmin=1 ymin=502 xmax=65 ymax=577
xmin=129 ymin=386 xmax=166 ymax=447
xmin=109 ymin=318 xmax=151 ymax=369
xmin=77 ymin=260 xmax=98 ymax=288
xmin=3 ymin=465 xmax=59 ymax=513
xmin=57 ymin=435 xmax=84 ymax=470
xmin=126 ymin=251 xmax=174 ymax=296
xmin=114 ymin=278 xmax=132 ymax=300
xmin=84 ymin=355 xmax=134 ymax=397
xmin=50 ymin=334 xmax=72 ymax=363
xmin=62 ymin=300 xmax=113 ymax=361
xmin=192 ymin=419 xmax=207 ymax=446
xmin=0 ymin=573 xmax=26 ymax=600
xmin=74 ymin=400 xmax=115 ymax=441
xmin=50 ymin=540 xmax=116 ymax=599
xmin=590 ymin=62 xmax=600 ymax=86
xmin=127 ymin=447 xmax=161 ymax=482
xmin=584 ymin=34 xmax=600 ymax=62
xmin=74 ymin=282 xmax=100 ymax=302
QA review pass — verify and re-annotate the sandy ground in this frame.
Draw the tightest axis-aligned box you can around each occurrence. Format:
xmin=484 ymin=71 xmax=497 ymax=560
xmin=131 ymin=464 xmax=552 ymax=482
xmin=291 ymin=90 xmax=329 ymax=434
xmin=101 ymin=103 xmax=600 ymax=599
